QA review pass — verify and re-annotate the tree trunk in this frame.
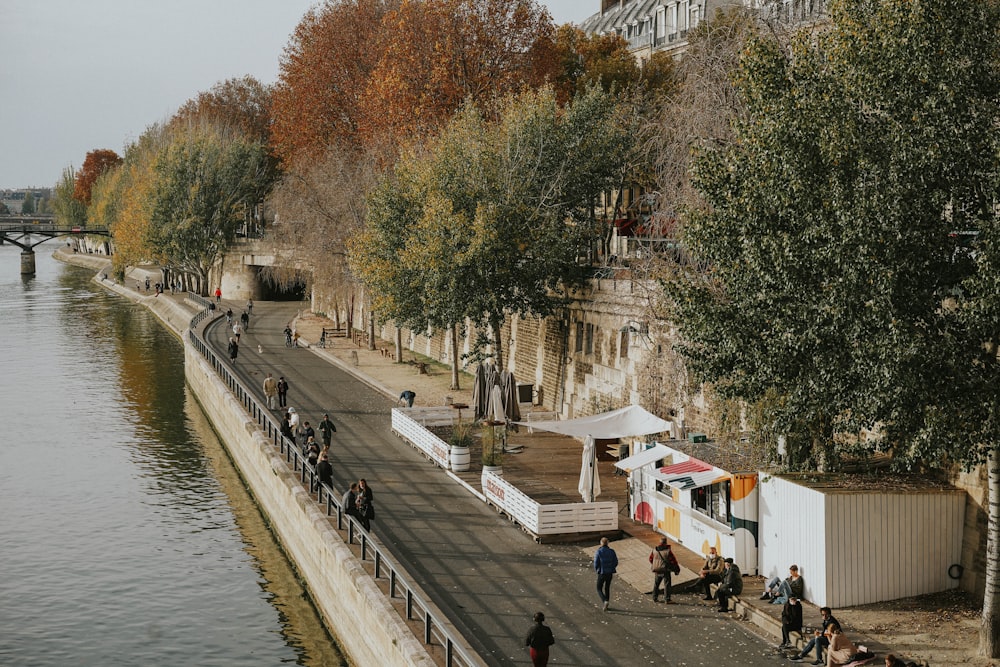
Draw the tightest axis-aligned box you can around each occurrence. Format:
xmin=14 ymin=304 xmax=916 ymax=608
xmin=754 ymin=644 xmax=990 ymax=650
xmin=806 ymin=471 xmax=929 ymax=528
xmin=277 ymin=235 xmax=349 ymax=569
xmin=395 ymin=326 xmax=403 ymax=364
xmin=490 ymin=315 xmax=504 ymax=370
xmin=980 ymin=446 xmax=1000 ymax=657
xmin=367 ymin=309 xmax=376 ymax=351
xmin=450 ymin=323 xmax=460 ymax=391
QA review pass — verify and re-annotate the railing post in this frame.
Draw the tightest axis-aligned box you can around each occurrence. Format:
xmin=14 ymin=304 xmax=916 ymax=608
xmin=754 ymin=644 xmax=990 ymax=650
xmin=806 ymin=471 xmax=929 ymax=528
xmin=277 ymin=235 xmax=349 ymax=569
xmin=424 ymin=612 xmax=432 ymax=644
xmin=374 ymin=552 xmax=382 ymax=579
xmin=406 ymin=589 xmax=414 ymax=620
xmin=390 ymin=570 xmax=397 ymax=598
xmin=446 ymin=638 xmax=455 ymax=667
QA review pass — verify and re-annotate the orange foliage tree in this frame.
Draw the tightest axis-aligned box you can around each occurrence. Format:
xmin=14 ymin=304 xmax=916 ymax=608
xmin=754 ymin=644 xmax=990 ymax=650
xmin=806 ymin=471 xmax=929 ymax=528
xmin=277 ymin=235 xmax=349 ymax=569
xmin=73 ymin=149 xmax=123 ymax=207
xmin=357 ymin=0 xmax=558 ymax=153
xmin=270 ymin=0 xmax=398 ymax=166
xmin=171 ymin=76 xmax=273 ymax=144
xmin=270 ymin=0 xmax=559 ymax=166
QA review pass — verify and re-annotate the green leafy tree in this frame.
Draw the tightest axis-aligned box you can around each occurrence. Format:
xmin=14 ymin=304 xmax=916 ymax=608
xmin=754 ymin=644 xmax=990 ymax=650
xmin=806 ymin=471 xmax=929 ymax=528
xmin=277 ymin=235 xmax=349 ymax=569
xmin=149 ymin=126 xmax=272 ymax=294
xmin=52 ymin=167 xmax=86 ymax=227
xmin=665 ymin=0 xmax=1000 ymax=654
xmin=20 ymin=191 xmax=35 ymax=215
xmin=353 ymin=86 xmax=636 ymax=367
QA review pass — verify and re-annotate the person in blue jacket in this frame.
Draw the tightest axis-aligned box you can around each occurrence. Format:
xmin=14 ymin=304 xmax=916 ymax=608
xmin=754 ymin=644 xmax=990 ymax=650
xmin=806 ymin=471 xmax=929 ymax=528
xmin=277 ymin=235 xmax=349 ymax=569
xmin=593 ymin=537 xmax=619 ymax=611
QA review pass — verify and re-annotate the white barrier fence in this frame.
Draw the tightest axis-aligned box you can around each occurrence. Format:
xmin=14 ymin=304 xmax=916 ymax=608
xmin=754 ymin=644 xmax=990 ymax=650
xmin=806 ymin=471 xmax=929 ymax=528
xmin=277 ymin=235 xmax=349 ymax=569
xmin=392 ymin=408 xmax=620 ymax=537
xmin=392 ymin=408 xmax=452 ymax=469
xmin=482 ymin=470 xmax=618 ymax=536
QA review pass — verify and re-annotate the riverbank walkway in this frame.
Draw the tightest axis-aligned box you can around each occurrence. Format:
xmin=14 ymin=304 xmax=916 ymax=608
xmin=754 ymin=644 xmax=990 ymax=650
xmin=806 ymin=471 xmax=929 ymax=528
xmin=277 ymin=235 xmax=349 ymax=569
xmin=63 ymin=252 xmax=919 ymax=666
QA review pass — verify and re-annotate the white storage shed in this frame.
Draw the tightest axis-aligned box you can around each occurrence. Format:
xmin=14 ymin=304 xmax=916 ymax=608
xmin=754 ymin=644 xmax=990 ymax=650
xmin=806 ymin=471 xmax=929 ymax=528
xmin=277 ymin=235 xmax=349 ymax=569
xmin=758 ymin=472 xmax=966 ymax=608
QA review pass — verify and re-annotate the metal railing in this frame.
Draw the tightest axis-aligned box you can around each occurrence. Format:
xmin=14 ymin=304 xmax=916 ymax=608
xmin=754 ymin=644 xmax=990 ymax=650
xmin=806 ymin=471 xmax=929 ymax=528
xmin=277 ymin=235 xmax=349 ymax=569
xmin=186 ymin=311 xmax=483 ymax=667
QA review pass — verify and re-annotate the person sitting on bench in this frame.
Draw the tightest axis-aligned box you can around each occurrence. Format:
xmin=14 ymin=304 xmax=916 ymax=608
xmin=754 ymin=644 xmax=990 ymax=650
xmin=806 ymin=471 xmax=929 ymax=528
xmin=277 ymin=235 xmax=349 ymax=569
xmin=699 ymin=546 xmax=725 ymax=600
xmin=790 ymin=606 xmax=840 ymax=664
xmin=763 ymin=564 xmax=805 ymax=603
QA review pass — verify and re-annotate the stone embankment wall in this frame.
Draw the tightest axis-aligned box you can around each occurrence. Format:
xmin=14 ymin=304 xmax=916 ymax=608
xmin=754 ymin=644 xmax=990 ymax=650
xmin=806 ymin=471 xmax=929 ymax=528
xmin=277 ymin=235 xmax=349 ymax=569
xmin=184 ymin=347 xmax=434 ymax=667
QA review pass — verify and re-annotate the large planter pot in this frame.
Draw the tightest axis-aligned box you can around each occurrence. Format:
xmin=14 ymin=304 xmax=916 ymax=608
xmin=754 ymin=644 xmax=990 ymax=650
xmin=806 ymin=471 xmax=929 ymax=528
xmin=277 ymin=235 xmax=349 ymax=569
xmin=450 ymin=446 xmax=471 ymax=472
xmin=482 ymin=464 xmax=503 ymax=476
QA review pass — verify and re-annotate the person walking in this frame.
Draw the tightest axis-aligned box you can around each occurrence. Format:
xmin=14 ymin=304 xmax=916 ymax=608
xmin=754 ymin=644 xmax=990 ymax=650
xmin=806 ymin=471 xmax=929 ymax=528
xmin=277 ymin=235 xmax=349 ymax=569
xmin=225 ymin=308 xmax=233 ymax=325
xmin=227 ymin=337 xmax=239 ymax=362
xmin=593 ymin=537 xmax=618 ymax=611
xmin=316 ymin=451 xmax=333 ymax=493
xmin=214 ymin=286 xmax=222 ymax=302
xmin=277 ymin=376 xmax=288 ymax=407
xmin=232 ymin=321 xmax=243 ymax=343
xmin=649 ymin=536 xmax=680 ymax=604
xmin=284 ymin=325 xmax=293 ymax=347
xmin=356 ymin=478 xmax=374 ymax=531
xmin=318 ymin=413 xmax=337 ymax=446
xmin=246 ymin=298 xmax=253 ymax=314
xmin=262 ymin=373 xmax=278 ymax=410
xmin=240 ymin=310 xmax=249 ymax=330
xmin=524 ymin=611 xmax=555 ymax=667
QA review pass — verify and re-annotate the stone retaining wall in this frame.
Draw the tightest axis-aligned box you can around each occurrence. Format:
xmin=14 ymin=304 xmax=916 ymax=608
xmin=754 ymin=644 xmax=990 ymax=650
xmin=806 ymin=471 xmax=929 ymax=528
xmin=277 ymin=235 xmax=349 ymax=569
xmin=184 ymin=342 xmax=435 ymax=667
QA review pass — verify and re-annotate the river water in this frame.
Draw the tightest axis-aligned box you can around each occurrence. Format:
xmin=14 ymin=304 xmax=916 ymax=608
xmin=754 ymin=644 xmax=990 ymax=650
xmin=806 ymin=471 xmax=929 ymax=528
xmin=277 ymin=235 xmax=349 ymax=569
xmin=0 ymin=246 xmax=346 ymax=666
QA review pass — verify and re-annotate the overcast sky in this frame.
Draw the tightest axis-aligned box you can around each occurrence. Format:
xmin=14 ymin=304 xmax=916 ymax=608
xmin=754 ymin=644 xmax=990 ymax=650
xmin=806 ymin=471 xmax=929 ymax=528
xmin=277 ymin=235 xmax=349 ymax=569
xmin=0 ymin=0 xmax=598 ymax=189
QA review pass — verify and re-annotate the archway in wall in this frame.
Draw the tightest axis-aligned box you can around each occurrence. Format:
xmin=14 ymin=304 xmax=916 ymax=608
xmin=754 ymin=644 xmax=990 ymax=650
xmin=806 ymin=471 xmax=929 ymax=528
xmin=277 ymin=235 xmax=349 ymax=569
xmin=254 ymin=266 xmax=308 ymax=301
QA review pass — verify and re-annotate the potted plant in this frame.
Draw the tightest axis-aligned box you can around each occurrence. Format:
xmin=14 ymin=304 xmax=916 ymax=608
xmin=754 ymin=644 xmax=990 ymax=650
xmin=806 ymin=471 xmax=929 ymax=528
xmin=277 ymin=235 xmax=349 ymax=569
xmin=481 ymin=421 xmax=504 ymax=473
xmin=449 ymin=421 xmax=472 ymax=472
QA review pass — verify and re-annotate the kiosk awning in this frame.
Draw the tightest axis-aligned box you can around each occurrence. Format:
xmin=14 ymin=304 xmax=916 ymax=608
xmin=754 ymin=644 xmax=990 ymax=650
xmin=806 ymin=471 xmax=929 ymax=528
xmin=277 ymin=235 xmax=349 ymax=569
xmin=614 ymin=443 xmax=671 ymax=473
xmin=650 ymin=457 xmax=729 ymax=490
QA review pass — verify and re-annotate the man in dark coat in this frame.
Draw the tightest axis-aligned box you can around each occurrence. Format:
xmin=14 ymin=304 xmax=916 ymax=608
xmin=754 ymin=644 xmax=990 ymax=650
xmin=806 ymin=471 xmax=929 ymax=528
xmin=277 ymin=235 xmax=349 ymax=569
xmin=342 ymin=482 xmax=359 ymax=522
xmin=593 ymin=537 xmax=619 ymax=611
xmin=780 ymin=596 xmax=803 ymax=649
xmin=716 ymin=558 xmax=743 ymax=612
xmin=318 ymin=414 xmax=337 ymax=446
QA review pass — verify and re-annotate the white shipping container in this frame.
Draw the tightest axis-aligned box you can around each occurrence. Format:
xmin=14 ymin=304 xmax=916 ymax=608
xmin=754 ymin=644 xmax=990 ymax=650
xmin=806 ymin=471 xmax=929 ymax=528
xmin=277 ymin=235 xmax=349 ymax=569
xmin=758 ymin=473 xmax=965 ymax=607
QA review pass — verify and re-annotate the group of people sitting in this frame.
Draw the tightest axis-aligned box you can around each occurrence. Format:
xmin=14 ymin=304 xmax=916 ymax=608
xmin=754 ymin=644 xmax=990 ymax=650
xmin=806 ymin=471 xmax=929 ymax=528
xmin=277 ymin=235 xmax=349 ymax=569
xmin=696 ymin=554 xmax=893 ymax=666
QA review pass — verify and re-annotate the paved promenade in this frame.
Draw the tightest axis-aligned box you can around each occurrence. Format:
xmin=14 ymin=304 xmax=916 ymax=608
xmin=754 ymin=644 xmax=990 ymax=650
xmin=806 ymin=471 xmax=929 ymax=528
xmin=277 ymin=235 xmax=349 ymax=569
xmin=194 ymin=298 xmax=785 ymax=667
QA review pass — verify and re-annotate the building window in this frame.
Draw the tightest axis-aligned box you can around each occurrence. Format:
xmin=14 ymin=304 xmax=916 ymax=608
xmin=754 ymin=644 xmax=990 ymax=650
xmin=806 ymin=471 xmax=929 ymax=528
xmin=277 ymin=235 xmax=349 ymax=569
xmin=692 ymin=481 xmax=730 ymax=524
xmin=620 ymin=329 xmax=629 ymax=359
xmin=575 ymin=321 xmax=584 ymax=353
xmin=585 ymin=323 xmax=594 ymax=355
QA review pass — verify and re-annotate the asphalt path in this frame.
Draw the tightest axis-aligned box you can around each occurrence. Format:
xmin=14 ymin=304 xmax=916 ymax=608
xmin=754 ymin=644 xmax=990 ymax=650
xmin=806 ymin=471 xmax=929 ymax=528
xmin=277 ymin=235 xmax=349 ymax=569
xmin=206 ymin=301 xmax=780 ymax=667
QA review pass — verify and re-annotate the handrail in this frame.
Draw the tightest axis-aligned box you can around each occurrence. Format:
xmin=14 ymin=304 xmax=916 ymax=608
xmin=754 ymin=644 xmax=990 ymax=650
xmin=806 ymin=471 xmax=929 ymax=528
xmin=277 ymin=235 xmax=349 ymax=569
xmin=186 ymin=308 xmax=483 ymax=667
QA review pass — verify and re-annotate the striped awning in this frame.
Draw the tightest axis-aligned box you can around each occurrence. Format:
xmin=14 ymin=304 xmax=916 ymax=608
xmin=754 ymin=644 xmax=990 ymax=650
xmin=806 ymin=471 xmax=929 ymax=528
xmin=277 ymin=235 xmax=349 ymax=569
xmin=650 ymin=456 xmax=729 ymax=490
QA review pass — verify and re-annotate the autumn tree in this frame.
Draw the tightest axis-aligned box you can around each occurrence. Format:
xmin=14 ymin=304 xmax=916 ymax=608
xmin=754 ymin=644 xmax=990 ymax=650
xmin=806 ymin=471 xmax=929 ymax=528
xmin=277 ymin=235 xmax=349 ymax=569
xmin=171 ymin=76 xmax=273 ymax=143
xmin=99 ymin=125 xmax=165 ymax=279
xmin=357 ymin=0 xmax=559 ymax=154
xmin=664 ymin=0 xmax=1000 ymax=654
xmin=267 ymin=149 xmax=379 ymax=330
xmin=270 ymin=0 xmax=399 ymax=166
xmin=73 ymin=149 xmax=123 ymax=208
xmin=353 ymin=86 xmax=637 ymax=368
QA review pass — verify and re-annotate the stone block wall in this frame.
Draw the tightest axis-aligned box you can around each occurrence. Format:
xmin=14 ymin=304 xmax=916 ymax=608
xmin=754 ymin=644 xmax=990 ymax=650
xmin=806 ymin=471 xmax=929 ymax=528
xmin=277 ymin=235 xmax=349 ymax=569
xmin=184 ymin=343 xmax=436 ymax=667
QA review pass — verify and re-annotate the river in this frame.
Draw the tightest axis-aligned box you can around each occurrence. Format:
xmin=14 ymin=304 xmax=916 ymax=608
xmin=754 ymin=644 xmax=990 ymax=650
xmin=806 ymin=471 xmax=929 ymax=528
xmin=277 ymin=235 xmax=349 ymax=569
xmin=0 ymin=246 xmax=346 ymax=666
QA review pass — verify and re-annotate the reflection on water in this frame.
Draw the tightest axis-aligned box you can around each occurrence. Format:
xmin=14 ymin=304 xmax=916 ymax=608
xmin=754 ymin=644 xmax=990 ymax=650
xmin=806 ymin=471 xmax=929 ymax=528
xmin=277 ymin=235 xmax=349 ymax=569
xmin=0 ymin=248 xmax=345 ymax=666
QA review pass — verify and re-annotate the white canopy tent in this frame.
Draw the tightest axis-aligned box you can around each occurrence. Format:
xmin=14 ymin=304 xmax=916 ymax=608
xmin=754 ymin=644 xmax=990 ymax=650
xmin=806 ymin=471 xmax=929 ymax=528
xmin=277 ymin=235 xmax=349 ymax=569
xmin=515 ymin=406 xmax=672 ymax=503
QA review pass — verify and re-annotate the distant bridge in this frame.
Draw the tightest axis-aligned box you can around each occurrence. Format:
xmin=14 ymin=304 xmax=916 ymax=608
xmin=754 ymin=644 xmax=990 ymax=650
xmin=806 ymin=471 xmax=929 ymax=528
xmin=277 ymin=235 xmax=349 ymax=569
xmin=0 ymin=219 xmax=112 ymax=274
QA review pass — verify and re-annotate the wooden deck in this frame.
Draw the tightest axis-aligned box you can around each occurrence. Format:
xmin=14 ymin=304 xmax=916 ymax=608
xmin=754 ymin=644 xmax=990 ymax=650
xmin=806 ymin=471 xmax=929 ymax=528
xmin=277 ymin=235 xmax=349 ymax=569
xmin=451 ymin=426 xmax=628 ymax=511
